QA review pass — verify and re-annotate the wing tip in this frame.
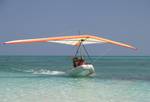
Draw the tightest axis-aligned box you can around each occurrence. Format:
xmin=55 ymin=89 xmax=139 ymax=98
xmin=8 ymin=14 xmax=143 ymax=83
xmin=132 ymin=47 xmax=138 ymax=51
xmin=0 ymin=42 xmax=6 ymax=45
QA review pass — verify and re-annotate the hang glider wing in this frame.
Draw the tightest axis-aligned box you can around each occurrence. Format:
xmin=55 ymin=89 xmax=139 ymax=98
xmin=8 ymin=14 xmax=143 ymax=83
xmin=3 ymin=35 xmax=136 ymax=50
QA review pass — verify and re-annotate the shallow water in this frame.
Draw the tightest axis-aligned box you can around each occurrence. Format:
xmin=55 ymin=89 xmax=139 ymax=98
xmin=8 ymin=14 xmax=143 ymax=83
xmin=0 ymin=56 xmax=150 ymax=102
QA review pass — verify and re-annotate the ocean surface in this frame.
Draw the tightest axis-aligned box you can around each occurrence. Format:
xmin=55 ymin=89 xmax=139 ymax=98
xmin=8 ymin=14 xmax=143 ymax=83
xmin=0 ymin=56 xmax=150 ymax=102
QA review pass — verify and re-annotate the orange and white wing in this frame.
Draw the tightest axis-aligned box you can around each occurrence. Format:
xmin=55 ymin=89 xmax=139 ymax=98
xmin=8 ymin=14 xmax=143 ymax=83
xmin=3 ymin=35 xmax=136 ymax=50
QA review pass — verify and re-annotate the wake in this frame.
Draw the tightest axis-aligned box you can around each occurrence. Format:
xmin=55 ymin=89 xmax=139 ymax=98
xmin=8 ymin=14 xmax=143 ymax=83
xmin=11 ymin=68 xmax=67 ymax=76
xmin=32 ymin=69 xmax=66 ymax=76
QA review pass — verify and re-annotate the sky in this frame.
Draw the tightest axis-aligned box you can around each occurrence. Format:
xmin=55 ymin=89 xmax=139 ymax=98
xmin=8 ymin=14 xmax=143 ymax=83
xmin=0 ymin=0 xmax=149 ymax=56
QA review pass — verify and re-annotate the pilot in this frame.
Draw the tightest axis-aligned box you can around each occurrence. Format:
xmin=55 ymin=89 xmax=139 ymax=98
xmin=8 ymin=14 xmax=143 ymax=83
xmin=73 ymin=56 xmax=85 ymax=67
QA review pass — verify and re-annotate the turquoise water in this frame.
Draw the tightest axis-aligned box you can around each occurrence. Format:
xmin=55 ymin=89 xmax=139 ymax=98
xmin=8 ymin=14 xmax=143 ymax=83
xmin=0 ymin=56 xmax=150 ymax=102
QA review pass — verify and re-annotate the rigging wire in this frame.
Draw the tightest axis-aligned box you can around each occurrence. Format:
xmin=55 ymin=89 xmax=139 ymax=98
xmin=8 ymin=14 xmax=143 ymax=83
xmin=82 ymin=44 xmax=93 ymax=63
xmin=75 ymin=42 xmax=81 ymax=57
xmin=74 ymin=39 xmax=93 ymax=63
xmin=91 ymin=45 xmax=112 ymax=63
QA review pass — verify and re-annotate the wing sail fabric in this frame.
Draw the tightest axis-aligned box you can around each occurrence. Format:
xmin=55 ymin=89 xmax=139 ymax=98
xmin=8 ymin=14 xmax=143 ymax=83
xmin=3 ymin=35 xmax=136 ymax=50
xmin=48 ymin=37 xmax=105 ymax=45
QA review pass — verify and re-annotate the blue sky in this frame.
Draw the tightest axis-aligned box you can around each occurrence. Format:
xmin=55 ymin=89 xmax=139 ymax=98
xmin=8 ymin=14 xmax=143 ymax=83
xmin=0 ymin=0 xmax=149 ymax=55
